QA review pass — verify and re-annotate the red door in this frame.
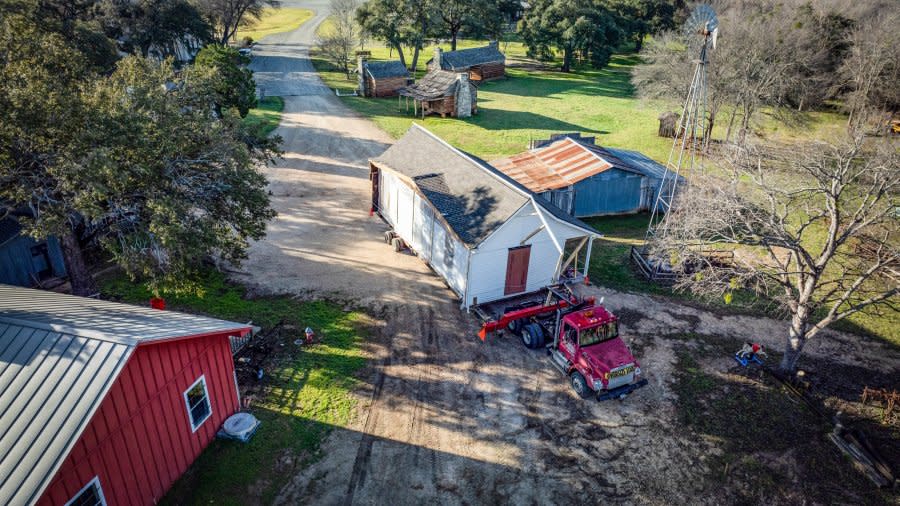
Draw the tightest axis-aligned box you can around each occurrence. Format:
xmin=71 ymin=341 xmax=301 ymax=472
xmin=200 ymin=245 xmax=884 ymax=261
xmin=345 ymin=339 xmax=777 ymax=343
xmin=505 ymin=246 xmax=531 ymax=295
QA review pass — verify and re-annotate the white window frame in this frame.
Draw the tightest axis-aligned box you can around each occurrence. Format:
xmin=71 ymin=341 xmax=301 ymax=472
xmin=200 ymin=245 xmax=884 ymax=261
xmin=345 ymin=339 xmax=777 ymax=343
xmin=64 ymin=476 xmax=107 ymax=506
xmin=183 ymin=375 xmax=212 ymax=432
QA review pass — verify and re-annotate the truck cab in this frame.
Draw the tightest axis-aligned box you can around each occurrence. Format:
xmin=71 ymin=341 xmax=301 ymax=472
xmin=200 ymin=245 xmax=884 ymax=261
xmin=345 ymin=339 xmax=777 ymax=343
xmin=548 ymin=305 xmax=647 ymax=400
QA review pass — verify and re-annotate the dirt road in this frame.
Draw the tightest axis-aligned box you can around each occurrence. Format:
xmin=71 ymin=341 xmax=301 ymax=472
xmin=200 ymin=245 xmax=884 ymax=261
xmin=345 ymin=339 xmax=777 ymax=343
xmin=239 ymin=7 xmax=898 ymax=504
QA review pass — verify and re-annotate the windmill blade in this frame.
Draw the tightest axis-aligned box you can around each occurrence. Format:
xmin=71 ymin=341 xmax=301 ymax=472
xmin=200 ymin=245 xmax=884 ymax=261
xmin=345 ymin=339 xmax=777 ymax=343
xmin=711 ymin=27 xmax=719 ymax=49
xmin=684 ymin=4 xmax=719 ymax=37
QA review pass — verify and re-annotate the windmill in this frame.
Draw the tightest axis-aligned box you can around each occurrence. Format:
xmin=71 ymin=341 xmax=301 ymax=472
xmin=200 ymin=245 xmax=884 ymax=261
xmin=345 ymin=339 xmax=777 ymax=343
xmin=632 ymin=4 xmax=719 ymax=282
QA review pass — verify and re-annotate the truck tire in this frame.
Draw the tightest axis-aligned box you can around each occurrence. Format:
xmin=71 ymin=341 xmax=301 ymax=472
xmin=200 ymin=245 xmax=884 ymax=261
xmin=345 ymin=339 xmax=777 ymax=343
xmin=507 ymin=319 xmax=523 ymax=334
xmin=521 ymin=323 xmax=545 ymax=349
xmin=391 ymin=237 xmax=404 ymax=252
xmin=383 ymin=231 xmax=395 ymax=244
xmin=570 ymin=372 xmax=591 ymax=398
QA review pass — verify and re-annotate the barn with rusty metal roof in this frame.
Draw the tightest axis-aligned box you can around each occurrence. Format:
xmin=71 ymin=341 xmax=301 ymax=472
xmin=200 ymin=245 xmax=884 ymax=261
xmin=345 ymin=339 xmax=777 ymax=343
xmin=490 ymin=133 xmax=684 ymax=217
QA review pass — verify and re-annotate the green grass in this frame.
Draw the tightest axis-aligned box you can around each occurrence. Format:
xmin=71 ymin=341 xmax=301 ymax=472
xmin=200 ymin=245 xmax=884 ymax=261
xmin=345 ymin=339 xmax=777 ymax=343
xmin=100 ymin=271 xmax=368 ymax=504
xmin=236 ymin=7 xmax=314 ymax=43
xmin=243 ymin=96 xmax=284 ymax=138
xmin=671 ymin=337 xmax=890 ymax=505
xmin=312 ymin=35 xmax=847 ymax=161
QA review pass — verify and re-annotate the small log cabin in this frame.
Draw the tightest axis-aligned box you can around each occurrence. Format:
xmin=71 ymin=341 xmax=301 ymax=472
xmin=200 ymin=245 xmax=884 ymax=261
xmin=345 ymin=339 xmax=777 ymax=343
xmin=427 ymin=42 xmax=505 ymax=82
xmin=398 ymin=70 xmax=477 ymax=118
xmin=357 ymin=57 xmax=411 ymax=98
xmin=0 ymin=285 xmax=252 ymax=506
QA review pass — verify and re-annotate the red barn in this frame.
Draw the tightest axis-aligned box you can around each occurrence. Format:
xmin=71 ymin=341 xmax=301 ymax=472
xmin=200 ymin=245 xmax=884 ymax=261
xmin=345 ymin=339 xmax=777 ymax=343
xmin=0 ymin=285 xmax=252 ymax=506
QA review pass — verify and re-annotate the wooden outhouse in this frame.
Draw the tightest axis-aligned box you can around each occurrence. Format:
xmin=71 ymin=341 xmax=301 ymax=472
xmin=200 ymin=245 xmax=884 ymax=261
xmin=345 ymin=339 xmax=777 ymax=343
xmin=0 ymin=286 xmax=252 ymax=506
xmin=427 ymin=43 xmax=506 ymax=81
xmin=369 ymin=125 xmax=598 ymax=309
xmin=491 ymin=134 xmax=684 ymax=217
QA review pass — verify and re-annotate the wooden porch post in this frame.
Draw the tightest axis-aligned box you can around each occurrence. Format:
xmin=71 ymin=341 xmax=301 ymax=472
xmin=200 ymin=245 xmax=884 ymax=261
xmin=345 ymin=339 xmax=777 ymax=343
xmin=583 ymin=236 xmax=594 ymax=277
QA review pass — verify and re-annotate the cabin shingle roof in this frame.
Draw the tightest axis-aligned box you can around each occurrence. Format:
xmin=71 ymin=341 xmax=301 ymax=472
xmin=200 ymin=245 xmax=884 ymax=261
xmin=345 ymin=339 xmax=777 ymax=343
xmin=398 ymin=70 xmax=475 ymax=101
xmin=431 ymin=45 xmax=505 ymax=70
xmin=364 ymin=60 xmax=410 ymax=79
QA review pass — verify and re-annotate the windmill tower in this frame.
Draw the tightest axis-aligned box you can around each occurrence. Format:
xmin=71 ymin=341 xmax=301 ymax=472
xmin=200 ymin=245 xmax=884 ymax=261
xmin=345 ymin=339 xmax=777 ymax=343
xmin=633 ymin=4 xmax=719 ymax=281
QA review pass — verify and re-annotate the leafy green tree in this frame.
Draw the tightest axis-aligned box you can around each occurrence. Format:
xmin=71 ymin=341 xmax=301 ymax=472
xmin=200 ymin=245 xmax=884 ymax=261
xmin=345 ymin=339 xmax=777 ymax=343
xmin=194 ymin=44 xmax=257 ymax=117
xmin=357 ymin=0 xmax=410 ymax=67
xmin=431 ymin=0 xmax=500 ymax=51
xmin=521 ymin=0 xmax=623 ymax=71
xmin=0 ymin=8 xmax=278 ymax=295
xmin=607 ymin=0 xmax=681 ymax=52
xmin=97 ymin=0 xmax=212 ymax=58
xmin=195 ymin=0 xmax=280 ymax=45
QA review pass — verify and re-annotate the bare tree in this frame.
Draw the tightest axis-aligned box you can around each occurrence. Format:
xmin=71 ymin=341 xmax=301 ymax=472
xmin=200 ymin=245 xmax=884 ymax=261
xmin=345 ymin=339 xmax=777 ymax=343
xmin=317 ymin=0 xmax=362 ymax=78
xmin=653 ymin=135 xmax=899 ymax=374
xmin=836 ymin=12 xmax=900 ymax=132
xmin=197 ymin=0 xmax=280 ymax=45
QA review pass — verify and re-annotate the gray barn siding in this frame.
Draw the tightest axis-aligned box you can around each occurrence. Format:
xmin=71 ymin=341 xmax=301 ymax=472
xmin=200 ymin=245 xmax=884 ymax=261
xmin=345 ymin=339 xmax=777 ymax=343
xmin=572 ymin=168 xmax=645 ymax=217
xmin=0 ymin=235 xmax=67 ymax=287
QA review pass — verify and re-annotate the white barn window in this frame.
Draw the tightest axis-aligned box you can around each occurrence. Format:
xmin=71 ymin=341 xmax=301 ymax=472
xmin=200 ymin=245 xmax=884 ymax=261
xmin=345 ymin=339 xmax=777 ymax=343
xmin=184 ymin=375 xmax=212 ymax=432
xmin=65 ymin=476 xmax=106 ymax=506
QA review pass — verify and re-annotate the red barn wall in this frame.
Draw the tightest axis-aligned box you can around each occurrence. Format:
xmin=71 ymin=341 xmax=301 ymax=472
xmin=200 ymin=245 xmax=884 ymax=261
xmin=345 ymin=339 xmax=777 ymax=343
xmin=37 ymin=332 xmax=239 ymax=506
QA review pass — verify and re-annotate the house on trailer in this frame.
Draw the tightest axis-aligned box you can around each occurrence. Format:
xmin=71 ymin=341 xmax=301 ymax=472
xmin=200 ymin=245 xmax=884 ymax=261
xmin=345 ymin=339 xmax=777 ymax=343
xmin=357 ymin=57 xmax=411 ymax=97
xmin=0 ymin=286 xmax=252 ymax=506
xmin=427 ymin=43 xmax=506 ymax=81
xmin=369 ymin=125 xmax=598 ymax=309
xmin=0 ymin=217 xmax=67 ymax=287
xmin=491 ymin=133 xmax=683 ymax=217
xmin=398 ymin=69 xmax=477 ymax=118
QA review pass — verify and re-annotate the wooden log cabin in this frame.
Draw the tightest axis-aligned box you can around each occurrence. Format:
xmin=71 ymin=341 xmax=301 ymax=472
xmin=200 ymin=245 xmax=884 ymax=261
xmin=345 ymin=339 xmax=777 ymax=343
xmin=427 ymin=42 xmax=505 ymax=82
xmin=357 ymin=57 xmax=411 ymax=98
xmin=398 ymin=70 xmax=477 ymax=118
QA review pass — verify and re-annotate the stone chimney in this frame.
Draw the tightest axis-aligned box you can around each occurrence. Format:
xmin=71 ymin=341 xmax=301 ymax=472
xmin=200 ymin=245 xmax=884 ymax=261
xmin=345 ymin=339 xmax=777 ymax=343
xmin=432 ymin=47 xmax=443 ymax=70
xmin=357 ymin=55 xmax=368 ymax=96
xmin=455 ymin=73 xmax=472 ymax=118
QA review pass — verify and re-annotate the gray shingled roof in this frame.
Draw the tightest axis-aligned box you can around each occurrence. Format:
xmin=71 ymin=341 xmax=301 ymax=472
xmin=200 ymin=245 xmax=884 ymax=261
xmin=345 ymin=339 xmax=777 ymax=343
xmin=364 ymin=60 xmax=410 ymax=79
xmin=431 ymin=45 xmax=505 ymax=71
xmin=0 ymin=285 xmax=251 ymax=506
xmin=398 ymin=70 xmax=474 ymax=101
xmin=372 ymin=125 xmax=596 ymax=246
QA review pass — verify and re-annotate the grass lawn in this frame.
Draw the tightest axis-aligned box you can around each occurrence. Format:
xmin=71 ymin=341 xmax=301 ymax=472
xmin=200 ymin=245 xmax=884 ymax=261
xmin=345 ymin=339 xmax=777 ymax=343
xmin=312 ymin=35 xmax=847 ymax=161
xmin=236 ymin=7 xmax=314 ymax=43
xmin=100 ymin=271 xmax=369 ymax=504
xmin=243 ymin=96 xmax=284 ymax=138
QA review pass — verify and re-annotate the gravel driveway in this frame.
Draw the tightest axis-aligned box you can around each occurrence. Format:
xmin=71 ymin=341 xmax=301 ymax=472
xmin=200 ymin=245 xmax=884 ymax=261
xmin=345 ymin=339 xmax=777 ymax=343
xmin=237 ymin=7 xmax=899 ymax=504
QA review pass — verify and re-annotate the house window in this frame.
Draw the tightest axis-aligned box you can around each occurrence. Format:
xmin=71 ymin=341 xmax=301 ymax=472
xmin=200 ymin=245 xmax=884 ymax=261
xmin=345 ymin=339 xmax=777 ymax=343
xmin=443 ymin=232 xmax=454 ymax=268
xmin=65 ymin=477 xmax=106 ymax=506
xmin=184 ymin=375 xmax=212 ymax=432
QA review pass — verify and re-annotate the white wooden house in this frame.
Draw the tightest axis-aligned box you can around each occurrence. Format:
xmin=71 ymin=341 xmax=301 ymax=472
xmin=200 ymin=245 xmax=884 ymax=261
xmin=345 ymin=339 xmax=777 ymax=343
xmin=369 ymin=125 xmax=599 ymax=309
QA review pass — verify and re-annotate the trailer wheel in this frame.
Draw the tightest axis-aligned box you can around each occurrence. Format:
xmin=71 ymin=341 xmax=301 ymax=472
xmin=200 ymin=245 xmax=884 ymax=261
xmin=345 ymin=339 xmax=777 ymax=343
xmin=570 ymin=372 xmax=591 ymax=398
xmin=383 ymin=231 xmax=395 ymax=244
xmin=507 ymin=319 xmax=523 ymax=334
xmin=391 ymin=237 xmax=404 ymax=252
xmin=521 ymin=323 xmax=545 ymax=349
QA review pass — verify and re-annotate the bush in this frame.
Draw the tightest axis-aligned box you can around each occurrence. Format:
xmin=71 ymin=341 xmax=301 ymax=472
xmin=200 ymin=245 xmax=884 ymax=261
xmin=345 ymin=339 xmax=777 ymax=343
xmin=241 ymin=36 xmax=254 ymax=47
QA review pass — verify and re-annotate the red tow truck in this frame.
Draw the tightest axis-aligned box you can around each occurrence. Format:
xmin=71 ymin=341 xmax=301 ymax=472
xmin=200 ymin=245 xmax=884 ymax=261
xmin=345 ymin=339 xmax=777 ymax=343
xmin=475 ymin=285 xmax=648 ymax=400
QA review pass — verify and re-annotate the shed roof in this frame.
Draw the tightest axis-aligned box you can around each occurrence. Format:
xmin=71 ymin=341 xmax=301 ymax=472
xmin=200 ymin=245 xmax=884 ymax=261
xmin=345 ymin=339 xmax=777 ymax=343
xmin=431 ymin=45 xmax=505 ymax=70
xmin=398 ymin=70 xmax=474 ymax=101
xmin=491 ymin=137 xmax=676 ymax=192
xmin=0 ymin=285 xmax=251 ymax=506
xmin=365 ymin=60 xmax=410 ymax=79
xmin=371 ymin=125 xmax=595 ymax=246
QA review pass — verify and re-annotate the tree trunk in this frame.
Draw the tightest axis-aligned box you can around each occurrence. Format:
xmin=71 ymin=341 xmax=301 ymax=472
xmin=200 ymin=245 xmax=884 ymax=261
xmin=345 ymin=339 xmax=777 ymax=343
xmin=60 ymin=229 xmax=98 ymax=297
xmin=634 ymin=31 xmax=645 ymax=52
xmin=779 ymin=311 xmax=809 ymax=374
xmin=562 ymin=46 xmax=573 ymax=72
xmin=395 ymin=42 xmax=407 ymax=69
xmin=724 ymin=107 xmax=737 ymax=144
xmin=410 ymin=41 xmax=421 ymax=72
xmin=451 ymin=28 xmax=458 ymax=51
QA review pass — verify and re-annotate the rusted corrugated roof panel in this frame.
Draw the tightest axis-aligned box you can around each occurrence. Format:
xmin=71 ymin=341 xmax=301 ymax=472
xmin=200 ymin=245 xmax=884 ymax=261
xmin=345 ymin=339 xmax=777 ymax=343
xmin=491 ymin=138 xmax=614 ymax=192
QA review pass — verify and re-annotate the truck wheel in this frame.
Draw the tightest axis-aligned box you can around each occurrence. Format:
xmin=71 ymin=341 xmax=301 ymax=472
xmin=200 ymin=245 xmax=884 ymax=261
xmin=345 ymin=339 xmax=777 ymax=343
xmin=570 ymin=372 xmax=591 ymax=398
xmin=383 ymin=231 xmax=395 ymax=243
xmin=391 ymin=237 xmax=404 ymax=252
xmin=507 ymin=319 xmax=523 ymax=333
xmin=521 ymin=323 xmax=544 ymax=349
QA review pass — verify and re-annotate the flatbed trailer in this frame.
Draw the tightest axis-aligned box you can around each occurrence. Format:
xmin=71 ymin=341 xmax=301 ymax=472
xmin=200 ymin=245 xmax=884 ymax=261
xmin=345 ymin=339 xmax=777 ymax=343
xmin=473 ymin=284 xmax=590 ymax=340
